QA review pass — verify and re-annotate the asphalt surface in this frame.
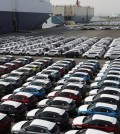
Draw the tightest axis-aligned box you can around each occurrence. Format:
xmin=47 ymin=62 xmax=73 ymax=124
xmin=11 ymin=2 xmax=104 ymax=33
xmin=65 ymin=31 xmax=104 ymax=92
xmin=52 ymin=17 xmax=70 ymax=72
xmin=1 ymin=26 xmax=120 ymax=39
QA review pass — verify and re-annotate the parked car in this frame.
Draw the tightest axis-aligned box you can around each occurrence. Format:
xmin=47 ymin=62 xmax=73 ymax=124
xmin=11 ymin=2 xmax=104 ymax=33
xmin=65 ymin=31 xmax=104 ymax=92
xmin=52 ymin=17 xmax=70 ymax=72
xmin=11 ymin=119 xmax=60 ymax=134
xmin=72 ymin=114 xmax=120 ymax=132
xmin=26 ymin=107 xmax=69 ymax=126
xmin=1 ymin=92 xmax=38 ymax=109
xmin=0 ymin=100 xmax=27 ymax=121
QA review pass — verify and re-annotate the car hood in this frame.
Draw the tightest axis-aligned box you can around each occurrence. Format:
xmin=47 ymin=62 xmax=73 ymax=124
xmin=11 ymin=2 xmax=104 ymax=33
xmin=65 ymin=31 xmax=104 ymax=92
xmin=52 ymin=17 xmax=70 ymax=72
xmin=65 ymin=130 xmax=79 ymax=134
xmin=84 ymin=96 xmax=94 ymax=103
xmin=12 ymin=121 xmax=27 ymax=131
xmin=95 ymin=77 xmax=102 ymax=82
xmin=47 ymin=91 xmax=58 ymax=97
xmin=54 ymin=85 xmax=63 ymax=91
xmin=89 ymin=89 xmax=98 ymax=95
xmin=57 ymin=79 xmax=66 ymax=85
xmin=27 ymin=109 xmax=39 ymax=117
xmin=38 ymin=99 xmax=50 ymax=106
xmin=78 ymin=104 xmax=89 ymax=111
xmin=73 ymin=116 xmax=86 ymax=125
xmin=26 ymin=77 xmax=34 ymax=82
xmin=90 ymin=82 xmax=98 ymax=88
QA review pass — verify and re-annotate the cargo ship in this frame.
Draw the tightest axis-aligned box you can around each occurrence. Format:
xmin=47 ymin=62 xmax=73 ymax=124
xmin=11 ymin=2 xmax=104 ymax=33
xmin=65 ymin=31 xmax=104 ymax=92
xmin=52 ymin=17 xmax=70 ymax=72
xmin=51 ymin=0 xmax=94 ymax=25
xmin=0 ymin=0 xmax=52 ymax=34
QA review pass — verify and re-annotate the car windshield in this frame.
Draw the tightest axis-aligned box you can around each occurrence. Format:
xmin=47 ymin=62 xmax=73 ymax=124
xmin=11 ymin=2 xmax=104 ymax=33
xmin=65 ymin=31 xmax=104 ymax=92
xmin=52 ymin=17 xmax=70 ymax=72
xmin=50 ymin=100 xmax=68 ymax=106
xmin=87 ymin=103 xmax=96 ymax=110
xmin=18 ymin=69 xmax=29 ymax=72
xmin=22 ymin=88 xmax=36 ymax=92
xmin=40 ymin=111 xmax=60 ymax=118
xmin=12 ymin=95 xmax=27 ymax=101
xmin=35 ymin=76 xmax=47 ymax=79
xmin=64 ymin=85 xmax=80 ymax=91
xmin=31 ymin=82 xmax=45 ymax=86
xmin=0 ymin=104 xmax=15 ymax=111
xmin=67 ymin=79 xmax=80 ymax=83
xmin=83 ymin=115 xmax=93 ymax=124
xmin=9 ymin=73 xmax=20 ymax=77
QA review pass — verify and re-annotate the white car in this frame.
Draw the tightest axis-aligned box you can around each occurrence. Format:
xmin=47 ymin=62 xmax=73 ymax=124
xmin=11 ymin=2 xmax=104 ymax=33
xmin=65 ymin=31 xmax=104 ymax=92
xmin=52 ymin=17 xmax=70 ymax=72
xmin=10 ymin=49 xmax=25 ymax=55
xmin=82 ymin=51 xmax=103 ymax=59
xmin=26 ymin=49 xmax=43 ymax=56
xmin=84 ymin=94 xmax=120 ymax=104
xmin=44 ymin=50 xmax=61 ymax=57
xmin=89 ymin=87 xmax=120 ymax=96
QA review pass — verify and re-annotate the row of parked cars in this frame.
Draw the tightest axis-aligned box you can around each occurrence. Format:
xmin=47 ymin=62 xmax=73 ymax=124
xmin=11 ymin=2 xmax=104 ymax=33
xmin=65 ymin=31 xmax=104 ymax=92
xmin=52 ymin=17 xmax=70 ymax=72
xmin=0 ymin=55 xmax=110 ymax=134
xmin=10 ymin=59 xmax=103 ymax=134
xmin=1 ymin=35 xmax=120 ymax=60
xmin=68 ymin=58 xmax=120 ymax=134
xmin=104 ymin=38 xmax=120 ymax=59
xmin=2 ymin=35 xmax=120 ymax=60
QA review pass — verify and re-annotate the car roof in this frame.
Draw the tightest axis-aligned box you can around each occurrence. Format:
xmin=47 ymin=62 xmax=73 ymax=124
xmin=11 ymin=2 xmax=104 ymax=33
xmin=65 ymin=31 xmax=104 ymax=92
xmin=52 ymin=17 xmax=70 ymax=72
xmin=67 ymin=83 xmax=84 ymax=88
xmin=43 ymin=107 xmax=65 ymax=115
xmin=5 ymin=77 xmax=19 ymax=80
xmin=62 ymin=89 xmax=79 ymax=95
xmin=74 ymin=72 xmax=88 ymax=75
xmin=99 ymin=94 xmax=119 ymax=100
xmin=15 ymin=92 xmax=33 ymax=98
xmin=33 ymin=79 xmax=49 ymax=84
xmin=86 ymin=129 xmax=110 ymax=134
xmin=104 ymin=87 xmax=120 ymax=92
xmin=53 ymin=97 xmax=72 ymax=103
xmin=92 ymin=114 xmax=117 ymax=124
xmin=95 ymin=102 xmax=117 ymax=110
xmin=0 ymin=81 xmax=10 ymax=86
xmin=26 ymin=85 xmax=43 ymax=90
xmin=30 ymin=119 xmax=55 ymax=130
xmin=103 ymin=80 xmax=120 ymax=84
xmin=69 ymin=77 xmax=84 ymax=81
xmin=2 ymin=100 xmax=21 ymax=108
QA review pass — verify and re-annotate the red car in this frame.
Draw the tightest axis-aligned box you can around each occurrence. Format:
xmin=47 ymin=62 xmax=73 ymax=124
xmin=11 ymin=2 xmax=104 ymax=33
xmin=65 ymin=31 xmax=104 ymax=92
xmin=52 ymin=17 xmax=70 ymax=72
xmin=0 ymin=113 xmax=12 ymax=133
xmin=4 ymin=63 xmax=16 ymax=71
xmin=72 ymin=114 xmax=120 ymax=133
xmin=11 ymin=60 xmax=23 ymax=68
xmin=1 ymin=92 xmax=38 ymax=109
xmin=47 ymin=89 xmax=82 ymax=105
xmin=0 ymin=65 xmax=10 ymax=76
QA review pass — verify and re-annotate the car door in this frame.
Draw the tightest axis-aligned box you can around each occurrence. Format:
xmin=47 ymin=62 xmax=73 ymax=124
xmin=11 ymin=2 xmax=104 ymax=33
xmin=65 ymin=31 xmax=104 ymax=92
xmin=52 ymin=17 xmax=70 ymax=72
xmin=91 ymin=107 xmax=102 ymax=115
xmin=87 ymin=120 xmax=99 ymax=129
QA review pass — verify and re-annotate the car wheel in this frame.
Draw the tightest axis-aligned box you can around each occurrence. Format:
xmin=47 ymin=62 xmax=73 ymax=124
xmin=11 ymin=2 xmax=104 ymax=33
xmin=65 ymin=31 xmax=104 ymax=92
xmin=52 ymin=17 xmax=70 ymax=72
xmin=55 ymin=54 xmax=58 ymax=57
xmin=106 ymin=57 xmax=110 ymax=60
xmin=84 ymin=56 xmax=87 ymax=59
xmin=36 ymin=53 xmax=39 ymax=56
xmin=95 ymin=56 xmax=99 ymax=59
xmin=45 ymin=54 xmax=48 ymax=57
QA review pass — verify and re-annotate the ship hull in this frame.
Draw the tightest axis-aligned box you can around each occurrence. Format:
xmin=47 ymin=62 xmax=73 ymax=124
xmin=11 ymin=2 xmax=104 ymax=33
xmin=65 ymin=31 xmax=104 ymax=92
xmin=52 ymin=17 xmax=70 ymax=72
xmin=0 ymin=11 xmax=50 ymax=34
xmin=51 ymin=15 xmax=93 ymax=24
xmin=0 ymin=0 xmax=52 ymax=34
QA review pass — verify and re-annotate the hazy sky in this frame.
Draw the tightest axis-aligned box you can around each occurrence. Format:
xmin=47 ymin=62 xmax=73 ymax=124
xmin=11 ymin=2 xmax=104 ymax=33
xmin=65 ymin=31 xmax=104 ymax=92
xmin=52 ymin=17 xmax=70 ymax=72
xmin=50 ymin=0 xmax=120 ymax=16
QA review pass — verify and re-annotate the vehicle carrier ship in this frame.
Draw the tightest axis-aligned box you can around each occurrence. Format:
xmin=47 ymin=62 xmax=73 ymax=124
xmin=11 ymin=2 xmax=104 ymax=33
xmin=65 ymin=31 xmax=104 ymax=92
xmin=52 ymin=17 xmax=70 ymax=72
xmin=0 ymin=0 xmax=52 ymax=34
xmin=51 ymin=0 xmax=94 ymax=25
